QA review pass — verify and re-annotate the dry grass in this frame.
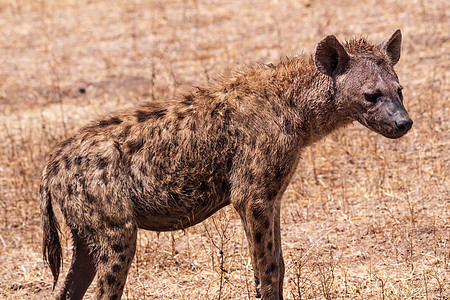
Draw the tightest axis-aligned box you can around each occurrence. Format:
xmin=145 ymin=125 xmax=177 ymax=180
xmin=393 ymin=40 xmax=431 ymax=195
xmin=0 ymin=0 xmax=448 ymax=299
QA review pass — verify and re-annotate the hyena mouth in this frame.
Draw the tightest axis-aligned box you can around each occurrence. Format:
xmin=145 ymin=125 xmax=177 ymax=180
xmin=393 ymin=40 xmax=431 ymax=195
xmin=368 ymin=120 xmax=411 ymax=139
xmin=356 ymin=116 xmax=404 ymax=139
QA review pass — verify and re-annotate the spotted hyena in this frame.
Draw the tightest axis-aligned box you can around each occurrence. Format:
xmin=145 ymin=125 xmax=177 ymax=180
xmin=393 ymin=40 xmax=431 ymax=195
xmin=40 ymin=30 xmax=412 ymax=299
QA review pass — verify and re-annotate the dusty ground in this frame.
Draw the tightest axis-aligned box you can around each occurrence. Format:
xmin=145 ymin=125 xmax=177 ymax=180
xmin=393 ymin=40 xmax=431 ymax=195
xmin=0 ymin=0 xmax=448 ymax=299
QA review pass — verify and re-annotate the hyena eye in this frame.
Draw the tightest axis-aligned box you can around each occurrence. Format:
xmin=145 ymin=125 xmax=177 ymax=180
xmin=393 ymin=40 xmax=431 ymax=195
xmin=364 ymin=93 xmax=379 ymax=103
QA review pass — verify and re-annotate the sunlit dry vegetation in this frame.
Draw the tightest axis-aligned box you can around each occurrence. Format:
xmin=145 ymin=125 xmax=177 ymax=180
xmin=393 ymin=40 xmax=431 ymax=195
xmin=0 ymin=0 xmax=448 ymax=299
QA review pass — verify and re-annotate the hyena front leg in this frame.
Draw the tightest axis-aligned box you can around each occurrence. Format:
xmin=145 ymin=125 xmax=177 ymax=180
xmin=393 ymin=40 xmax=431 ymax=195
xmin=235 ymin=197 xmax=284 ymax=300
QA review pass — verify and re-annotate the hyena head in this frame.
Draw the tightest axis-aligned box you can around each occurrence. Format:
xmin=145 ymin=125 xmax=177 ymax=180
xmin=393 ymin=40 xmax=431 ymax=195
xmin=315 ymin=29 xmax=413 ymax=139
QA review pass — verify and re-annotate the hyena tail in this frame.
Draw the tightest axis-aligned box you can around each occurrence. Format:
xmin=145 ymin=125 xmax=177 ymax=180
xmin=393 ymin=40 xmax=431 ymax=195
xmin=40 ymin=181 xmax=62 ymax=290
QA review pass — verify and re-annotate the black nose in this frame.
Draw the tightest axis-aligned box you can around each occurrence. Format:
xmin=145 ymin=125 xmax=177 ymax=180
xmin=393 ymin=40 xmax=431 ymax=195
xmin=395 ymin=118 xmax=413 ymax=132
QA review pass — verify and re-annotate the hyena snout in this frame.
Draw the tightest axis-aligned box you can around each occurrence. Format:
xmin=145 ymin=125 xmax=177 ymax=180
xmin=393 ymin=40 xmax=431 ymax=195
xmin=394 ymin=114 xmax=413 ymax=133
xmin=381 ymin=106 xmax=413 ymax=139
xmin=387 ymin=100 xmax=413 ymax=138
xmin=358 ymin=98 xmax=413 ymax=139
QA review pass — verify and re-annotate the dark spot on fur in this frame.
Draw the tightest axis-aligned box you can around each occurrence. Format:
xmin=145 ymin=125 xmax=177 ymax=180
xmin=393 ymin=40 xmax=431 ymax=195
xmin=106 ymin=274 xmax=116 ymax=285
xmin=268 ymin=188 xmax=278 ymax=200
xmin=198 ymin=182 xmax=208 ymax=193
xmin=265 ymin=263 xmax=277 ymax=274
xmin=274 ymin=164 xmax=286 ymax=181
xmin=97 ymin=157 xmax=108 ymax=169
xmin=284 ymin=119 xmax=294 ymax=132
xmin=62 ymin=155 xmax=71 ymax=170
xmin=181 ymin=94 xmax=194 ymax=105
xmin=99 ymin=279 xmax=104 ymax=287
xmin=255 ymin=231 xmax=263 ymax=244
xmin=100 ymin=254 xmax=109 ymax=264
xmin=89 ymin=140 xmax=98 ymax=149
xmin=263 ymin=219 xmax=270 ymax=229
xmin=140 ymin=164 xmax=147 ymax=175
xmin=112 ymin=244 xmax=124 ymax=253
xmin=61 ymin=137 xmax=74 ymax=148
xmin=48 ymin=160 xmax=59 ymax=176
xmin=112 ymin=264 xmax=121 ymax=273
xmin=86 ymin=192 xmax=96 ymax=203
xmin=171 ymin=137 xmax=179 ymax=149
xmin=101 ymin=171 xmax=108 ymax=185
xmin=216 ymin=136 xmax=227 ymax=151
xmin=119 ymin=255 xmax=126 ymax=263
xmin=153 ymin=109 xmax=167 ymax=118
xmin=67 ymin=184 xmax=73 ymax=196
xmin=263 ymin=145 xmax=272 ymax=156
xmin=99 ymin=288 xmax=104 ymax=296
xmin=54 ymin=149 xmax=62 ymax=158
xmin=108 ymin=222 xmax=124 ymax=230
xmin=135 ymin=108 xmax=167 ymax=122
xmin=211 ymin=102 xmax=224 ymax=118
xmin=74 ymin=155 xmax=82 ymax=166
xmin=252 ymin=205 xmax=265 ymax=220
xmin=263 ymin=88 xmax=271 ymax=101
xmin=97 ymin=117 xmax=123 ymax=127
xmin=136 ymin=179 xmax=143 ymax=190
xmin=176 ymin=112 xmax=185 ymax=119
xmin=190 ymin=120 xmax=196 ymax=131
xmin=79 ymin=176 xmax=86 ymax=188
xmin=85 ymin=225 xmax=94 ymax=234
xmin=135 ymin=110 xmax=150 ymax=122
xmin=127 ymin=139 xmax=144 ymax=155
xmin=267 ymin=242 xmax=273 ymax=251
xmin=113 ymin=141 xmax=123 ymax=160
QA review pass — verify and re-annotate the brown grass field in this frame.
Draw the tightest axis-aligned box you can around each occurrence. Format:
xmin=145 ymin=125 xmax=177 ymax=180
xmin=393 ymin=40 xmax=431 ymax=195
xmin=0 ymin=0 xmax=448 ymax=299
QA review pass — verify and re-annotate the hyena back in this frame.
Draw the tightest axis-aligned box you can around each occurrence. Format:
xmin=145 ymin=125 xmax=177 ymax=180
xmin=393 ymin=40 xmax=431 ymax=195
xmin=41 ymin=30 xmax=412 ymax=300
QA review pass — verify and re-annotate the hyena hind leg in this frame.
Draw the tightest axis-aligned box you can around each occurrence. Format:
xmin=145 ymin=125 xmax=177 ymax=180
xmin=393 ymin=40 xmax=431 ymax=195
xmin=94 ymin=226 xmax=137 ymax=300
xmin=57 ymin=230 xmax=96 ymax=300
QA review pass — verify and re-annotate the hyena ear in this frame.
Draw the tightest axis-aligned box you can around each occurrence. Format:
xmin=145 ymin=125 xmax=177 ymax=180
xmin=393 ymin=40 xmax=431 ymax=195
xmin=314 ymin=35 xmax=350 ymax=77
xmin=378 ymin=29 xmax=402 ymax=66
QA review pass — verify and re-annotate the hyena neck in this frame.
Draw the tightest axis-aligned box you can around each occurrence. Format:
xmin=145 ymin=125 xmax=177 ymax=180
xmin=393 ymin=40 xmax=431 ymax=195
xmin=277 ymin=55 xmax=353 ymax=145
xmin=221 ymin=55 xmax=352 ymax=146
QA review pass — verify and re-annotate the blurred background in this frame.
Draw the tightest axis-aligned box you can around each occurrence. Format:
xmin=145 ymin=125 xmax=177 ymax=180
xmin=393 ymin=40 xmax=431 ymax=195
xmin=0 ymin=0 xmax=448 ymax=298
